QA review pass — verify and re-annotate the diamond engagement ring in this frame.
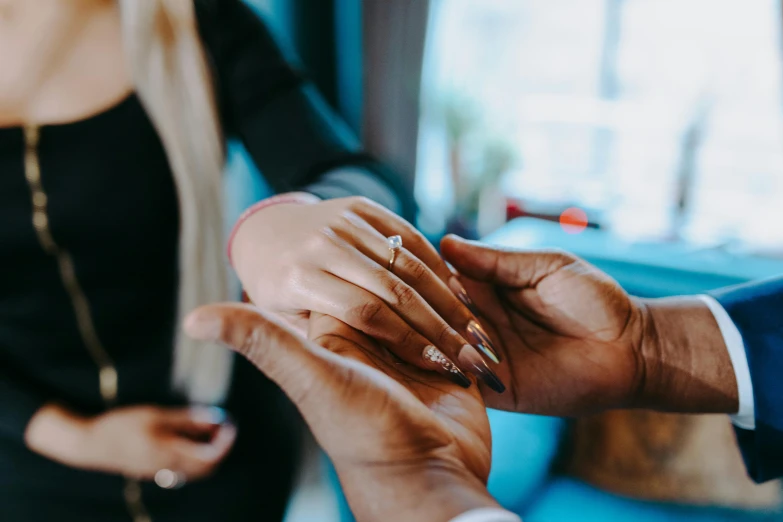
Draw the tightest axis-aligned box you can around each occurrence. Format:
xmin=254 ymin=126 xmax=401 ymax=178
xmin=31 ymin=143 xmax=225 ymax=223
xmin=387 ymin=235 xmax=402 ymax=270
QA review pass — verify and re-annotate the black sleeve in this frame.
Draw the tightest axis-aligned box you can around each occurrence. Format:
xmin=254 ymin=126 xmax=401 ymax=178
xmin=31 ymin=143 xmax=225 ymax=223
xmin=0 ymin=362 xmax=47 ymax=441
xmin=196 ymin=0 xmax=415 ymax=220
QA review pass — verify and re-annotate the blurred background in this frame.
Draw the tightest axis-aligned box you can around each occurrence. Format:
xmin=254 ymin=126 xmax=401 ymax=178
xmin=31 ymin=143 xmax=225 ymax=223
xmin=418 ymin=0 xmax=783 ymax=251
xmin=230 ymin=1 xmax=783 ymax=521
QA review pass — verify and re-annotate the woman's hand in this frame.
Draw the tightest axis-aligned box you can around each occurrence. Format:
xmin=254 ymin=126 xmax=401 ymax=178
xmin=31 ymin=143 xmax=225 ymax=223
xmin=25 ymin=404 xmax=235 ymax=481
xmin=184 ymin=303 xmax=499 ymax=522
xmin=230 ymin=195 xmax=504 ymax=392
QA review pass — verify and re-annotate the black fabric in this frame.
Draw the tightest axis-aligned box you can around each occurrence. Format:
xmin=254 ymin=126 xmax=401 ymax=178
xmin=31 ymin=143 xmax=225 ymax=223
xmin=196 ymin=0 xmax=414 ymax=219
xmin=0 ymin=1 xmax=410 ymax=519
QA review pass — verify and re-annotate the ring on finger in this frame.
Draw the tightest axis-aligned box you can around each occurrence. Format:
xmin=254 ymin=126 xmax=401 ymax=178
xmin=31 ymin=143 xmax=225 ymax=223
xmin=155 ymin=469 xmax=186 ymax=490
xmin=386 ymin=235 xmax=402 ymax=271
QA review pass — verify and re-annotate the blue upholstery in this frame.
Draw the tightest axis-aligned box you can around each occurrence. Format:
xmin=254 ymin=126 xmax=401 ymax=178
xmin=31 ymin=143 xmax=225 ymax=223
xmin=524 ymin=479 xmax=782 ymax=522
xmin=485 ymin=411 xmax=565 ymax=513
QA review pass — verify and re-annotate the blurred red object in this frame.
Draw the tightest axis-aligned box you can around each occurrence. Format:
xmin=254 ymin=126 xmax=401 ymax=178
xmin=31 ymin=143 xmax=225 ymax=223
xmin=506 ymin=198 xmax=599 ymax=231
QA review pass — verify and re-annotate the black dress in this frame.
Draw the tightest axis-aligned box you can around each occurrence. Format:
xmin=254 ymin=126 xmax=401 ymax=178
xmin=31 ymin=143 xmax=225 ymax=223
xmin=0 ymin=1 xmax=409 ymax=520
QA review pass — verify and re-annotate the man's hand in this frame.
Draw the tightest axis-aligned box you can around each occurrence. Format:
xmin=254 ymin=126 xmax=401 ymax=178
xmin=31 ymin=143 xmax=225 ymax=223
xmin=441 ymin=235 xmax=739 ymax=416
xmin=184 ymin=304 xmax=499 ymax=522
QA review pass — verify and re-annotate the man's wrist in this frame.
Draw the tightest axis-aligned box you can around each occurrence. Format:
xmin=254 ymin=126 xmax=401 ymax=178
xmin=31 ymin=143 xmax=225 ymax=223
xmin=636 ymin=296 xmax=739 ymax=413
xmin=338 ymin=462 xmax=499 ymax=522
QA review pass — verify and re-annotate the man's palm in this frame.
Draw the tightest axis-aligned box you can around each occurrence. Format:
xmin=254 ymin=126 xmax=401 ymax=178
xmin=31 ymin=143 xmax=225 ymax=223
xmin=306 ymin=313 xmax=492 ymax=482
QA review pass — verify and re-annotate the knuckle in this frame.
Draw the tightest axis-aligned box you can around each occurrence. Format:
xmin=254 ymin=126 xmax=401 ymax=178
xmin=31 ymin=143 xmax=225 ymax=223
xmin=313 ymin=334 xmax=354 ymax=357
xmin=345 ymin=195 xmax=371 ymax=210
xmin=348 ymin=299 xmax=385 ymax=326
xmin=404 ymin=255 xmax=430 ymax=283
xmin=550 ymin=252 xmax=578 ymax=272
xmin=305 ymin=227 xmax=340 ymax=253
xmin=332 ymin=210 xmax=361 ymax=230
xmin=404 ymin=231 xmax=426 ymax=251
xmin=386 ymin=277 xmax=417 ymax=308
xmin=396 ymin=327 xmax=421 ymax=348
xmin=312 ymin=333 xmax=340 ymax=351
xmin=547 ymin=248 xmax=576 ymax=264
xmin=434 ymin=323 xmax=459 ymax=347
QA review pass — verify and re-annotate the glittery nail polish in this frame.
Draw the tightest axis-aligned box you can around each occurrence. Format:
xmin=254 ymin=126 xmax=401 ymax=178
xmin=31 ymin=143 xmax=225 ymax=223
xmin=467 ymin=320 xmax=501 ymax=363
xmin=423 ymin=346 xmax=471 ymax=388
xmin=457 ymin=345 xmax=505 ymax=393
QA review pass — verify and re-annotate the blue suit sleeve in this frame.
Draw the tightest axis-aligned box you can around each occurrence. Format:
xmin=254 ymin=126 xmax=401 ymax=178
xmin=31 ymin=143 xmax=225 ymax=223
xmin=711 ymin=276 xmax=783 ymax=482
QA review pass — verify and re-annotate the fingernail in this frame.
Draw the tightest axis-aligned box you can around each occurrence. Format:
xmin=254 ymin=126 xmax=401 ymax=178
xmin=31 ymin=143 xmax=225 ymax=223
xmin=423 ymin=346 xmax=471 ymax=388
xmin=190 ymin=406 xmax=228 ymax=425
xmin=457 ymin=345 xmax=505 ymax=393
xmin=448 ymin=276 xmax=480 ymax=316
xmin=467 ymin=320 xmax=501 ymax=363
xmin=183 ymin=311 xmax=222 ymax=341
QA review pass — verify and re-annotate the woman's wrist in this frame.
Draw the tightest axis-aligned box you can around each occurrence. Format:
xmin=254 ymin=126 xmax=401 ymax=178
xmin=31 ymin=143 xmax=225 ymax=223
xmin=25 ymin=403 xmax=93 ymax=466
xmin=338 ymin=462 xmax=499 ymax=522
xmin=227 ymin=192 xmax=321 ymax=266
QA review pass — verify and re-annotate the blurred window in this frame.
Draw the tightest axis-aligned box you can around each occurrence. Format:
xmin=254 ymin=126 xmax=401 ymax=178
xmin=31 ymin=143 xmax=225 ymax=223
xmin=416 ymin=0 xmax=783 ymax=253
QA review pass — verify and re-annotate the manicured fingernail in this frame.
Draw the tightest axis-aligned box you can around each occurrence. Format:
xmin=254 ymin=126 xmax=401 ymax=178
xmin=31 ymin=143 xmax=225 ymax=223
xmin=423 ymin=346 xmax=471 ymax=388
xmin=448 ymin=276 xmax=480 ymax=316
xmin=190 ymin=406 xmax=228 ymax=425
xmin=467 ymin=320 xmax=501 ymax=363
xmin=457 ymin=345 xmax=505 ymax=393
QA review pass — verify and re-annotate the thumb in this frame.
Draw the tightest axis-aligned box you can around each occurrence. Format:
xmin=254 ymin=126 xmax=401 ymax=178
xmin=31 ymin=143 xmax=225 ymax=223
xmin=183 ymin=303 xmax=349 ymax=420
xmin=440 ymin=234 xmax=575 ymax=287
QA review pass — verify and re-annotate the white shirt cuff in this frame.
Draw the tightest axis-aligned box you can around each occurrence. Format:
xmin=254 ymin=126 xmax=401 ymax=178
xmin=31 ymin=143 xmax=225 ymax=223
xmin=697 ymin=295 xmax=755 ymax=430
xmin=450 ymin=508 xmax=521 ymax=522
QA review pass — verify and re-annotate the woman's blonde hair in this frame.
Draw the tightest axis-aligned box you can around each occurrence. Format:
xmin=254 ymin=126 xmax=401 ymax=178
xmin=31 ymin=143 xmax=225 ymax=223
xmin=118 ymin=0 xmax=235 ymax=404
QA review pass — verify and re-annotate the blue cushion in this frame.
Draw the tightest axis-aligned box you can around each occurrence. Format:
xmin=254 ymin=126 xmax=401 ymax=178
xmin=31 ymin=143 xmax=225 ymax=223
xmin=486 ymin=410 xmax=565 ymax=512
xmin=524 ymin=478 xmax=783 ymax=522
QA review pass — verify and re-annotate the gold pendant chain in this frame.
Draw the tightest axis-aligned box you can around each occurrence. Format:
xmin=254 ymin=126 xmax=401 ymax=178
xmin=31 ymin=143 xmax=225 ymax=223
xmin=23 ymin=125 xmax=151 ymax=522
